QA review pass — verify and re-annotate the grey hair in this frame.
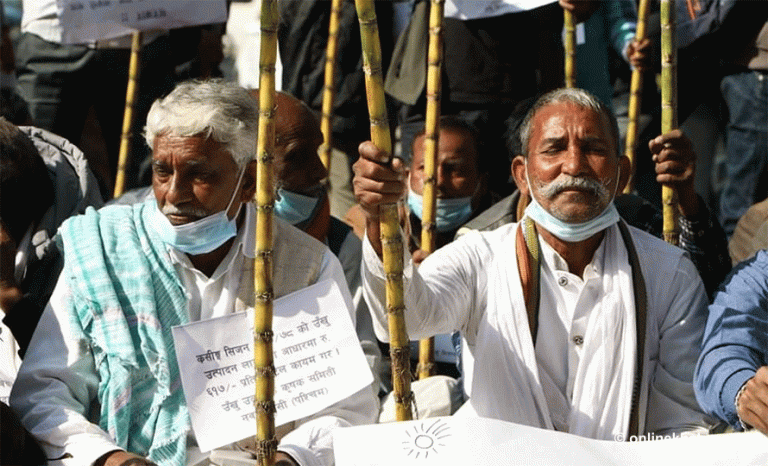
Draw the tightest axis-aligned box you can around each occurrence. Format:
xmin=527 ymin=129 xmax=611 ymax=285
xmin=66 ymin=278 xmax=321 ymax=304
xmin=144 ymin=79 xmax=258 ymax=169
xmin=517 ymin=88 xmax=620 ymax=158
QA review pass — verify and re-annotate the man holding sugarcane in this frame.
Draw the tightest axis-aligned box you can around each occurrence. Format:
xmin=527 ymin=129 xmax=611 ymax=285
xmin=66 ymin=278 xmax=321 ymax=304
xmin=355 ymin=87 xmax=710 ymax=440
xmin=9 ymin=80 xmax=378 ymax=466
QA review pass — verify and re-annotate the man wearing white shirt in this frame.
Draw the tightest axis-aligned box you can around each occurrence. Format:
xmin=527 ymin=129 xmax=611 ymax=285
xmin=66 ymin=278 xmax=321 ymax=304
xmin=353 ymin=87 xmax=710 ymax=440
xmin=9 ymin=80 xmax=378 ymax=466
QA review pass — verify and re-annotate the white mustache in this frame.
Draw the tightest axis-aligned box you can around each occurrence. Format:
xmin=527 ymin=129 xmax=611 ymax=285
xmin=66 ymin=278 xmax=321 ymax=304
xmin=161 ymin=204 xmax=210 ymax=218
xmin=537 ymin=175 xmax=608 ymax=199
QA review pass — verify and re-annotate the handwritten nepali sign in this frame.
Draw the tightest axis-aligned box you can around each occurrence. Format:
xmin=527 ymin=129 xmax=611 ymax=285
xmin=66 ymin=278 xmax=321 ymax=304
xmin=336 ymin=416 xmax=768 ymax=466
xmin=172 ymin=279 xmax=373 ymax=453
xmin=56 ymin=0 xmax=227 ymax=44
xmin=445 ymin=0 xmax=556 ymax=20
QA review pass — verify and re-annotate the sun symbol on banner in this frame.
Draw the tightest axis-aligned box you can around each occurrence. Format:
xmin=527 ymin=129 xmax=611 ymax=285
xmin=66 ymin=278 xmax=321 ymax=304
xmin=402 ymin=419 xmax=451 ymax=459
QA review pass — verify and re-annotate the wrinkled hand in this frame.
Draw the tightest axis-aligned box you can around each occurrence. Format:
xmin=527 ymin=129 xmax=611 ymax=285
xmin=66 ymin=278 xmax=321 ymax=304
xmin=737 ymin=366 xmax=768 ymax=435
xmin=352 ymin=141 xmax=406 ymax=256
xmin=625 ymin=38 xmax=652 ymax=72
xmin=0 ymin=222 xmax=22 ymax=314
xmin=558 ymin=0 xmax=599 ymax=24
xmin=95 ymin=450 xmax=158 ymax=466
xmin=648 ymin=130 xmax=699 ymax=217
xmin=352 ymin=141 xmax=406 ymax=220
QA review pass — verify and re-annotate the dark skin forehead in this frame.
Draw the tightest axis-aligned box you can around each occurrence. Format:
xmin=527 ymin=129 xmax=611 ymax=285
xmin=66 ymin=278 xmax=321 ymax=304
xmin=249 ymin=90 xmax=327 ymax=192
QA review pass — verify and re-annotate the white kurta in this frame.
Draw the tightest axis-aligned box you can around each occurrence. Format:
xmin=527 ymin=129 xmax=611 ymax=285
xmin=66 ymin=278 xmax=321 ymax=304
xmin=10 ymin=205 xmax=379 ymax=466
xmin=362 ymin=221 xmax=710 ymax=438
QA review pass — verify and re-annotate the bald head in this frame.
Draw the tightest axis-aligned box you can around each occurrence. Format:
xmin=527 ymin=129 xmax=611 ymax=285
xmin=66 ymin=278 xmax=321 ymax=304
xmin=248 ymin=90 xmax=327 ymax=192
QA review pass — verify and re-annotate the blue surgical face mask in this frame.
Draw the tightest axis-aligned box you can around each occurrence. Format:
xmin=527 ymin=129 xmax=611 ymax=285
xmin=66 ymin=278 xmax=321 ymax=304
xmin=524 ymin=162 xmax=620 ymax=242
xmin=407 ymin=186 xmax=474 ymax=233
xmin=150 ymin=166 xmax=246 ymax=255
xmin=274 ymin=187 xmax=322 ymax=228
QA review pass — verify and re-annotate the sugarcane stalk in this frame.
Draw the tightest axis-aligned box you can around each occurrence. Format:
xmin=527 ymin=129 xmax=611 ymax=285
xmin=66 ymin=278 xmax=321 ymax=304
xmin=112 ymin=31 xmax=141 ymax=199
xmin=319 ymin=0 xmax=343 ymax=170
xmin=354 ymin=0 xmax=413 ymax=421
xmin=660 ymin=0 xmax=679 ymax=245
xmin=253 ymin=0 xmax=278 ymax=464
xmin=564 ymin=9 xmax=576 ymax=88
xmin=416 ymin=0 xmax=445 ymax=381
xmin=623 ymin=0 xmax=650 ymax=194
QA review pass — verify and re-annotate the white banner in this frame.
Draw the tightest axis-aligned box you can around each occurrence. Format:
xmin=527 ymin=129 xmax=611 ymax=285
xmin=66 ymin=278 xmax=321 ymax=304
xmin=56 ymin=0 xmax=227 ymax=44
xmin=444 ymin=0 xmax=556 ymax=20
xmin=335 ymin=416 xmax=768 ymax=466
xmin=172 ymin=279 xmax=373 ymax=453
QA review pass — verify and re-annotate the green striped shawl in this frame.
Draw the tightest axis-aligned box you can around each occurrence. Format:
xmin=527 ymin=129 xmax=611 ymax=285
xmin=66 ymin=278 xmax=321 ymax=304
xmin=58 ymin=199 xmax=190 ymax=465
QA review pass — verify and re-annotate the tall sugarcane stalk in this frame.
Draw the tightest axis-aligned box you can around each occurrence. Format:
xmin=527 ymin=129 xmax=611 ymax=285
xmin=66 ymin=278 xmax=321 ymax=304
xmin=319 ymin=0 xmax=343 ymax=170
xmin=112 ymin=31 xmax=141 ymax=199
xmin=354 ymin=0 xmax=413 ymax=421
xmin=623 ymin=0 xmax=651 ymax=194
xmin=660 ymin=0 xmax=679 ymax=245
xmin=417 ymin=0 xmax=445 ymax=381
xmin=253 ymin=0 xmax=278 ymax=464
xmin=564 ymin=10 xmax=576 ymax=88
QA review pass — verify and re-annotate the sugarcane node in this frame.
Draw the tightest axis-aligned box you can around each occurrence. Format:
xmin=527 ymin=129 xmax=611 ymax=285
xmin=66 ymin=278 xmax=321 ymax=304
xmin=321 ymin=111 xmax=333 ymax=119
xmin=255 ymin=400 xmax=277 ymax=414
xmin=424 ymin=174 xmax=437 ymax=183
xmin=331 ymin=7 xmax=343 ymax=14
xmin=254 ymin=438 xmax=279 ymax=461
xmin=254 ymin=330 xmax=274 ymax=343
xmin=256 ymin=204 xmax=274 ymax=212
xmin=259 ymin=64 xmax=277 ymax=74
xmin=322 ymin=84 xmax=334 ymax=92
xmin=392 ymin=391 xmax=416 ymax=406
xmin=260 ymin=25 xmax=279 ymax=35
xmin=422 ymin=222 xmax=436 ymax=232
xmin=259 ymin=106 xmax=277 ymax=118
xmin=362 ymin=64 xmax=383 ymax=76
xmin=380 ymin=236 xmax=403 ymax=246
xmin=256 ymin=291 xmax=275 ymax=302
xmin=369 ymin=117 xmax=389 ymax=127
xmin=416 ymin=362 xmax=435 ymax=373
xmin=358 ymin=17 xmax=378 ymax=26
xmin=425 ymin=92 xmax=441 ymax=101
xmin=428 ymin=26 xmax=443 ymax=35
xmin=255 ymin=364 xmax=276 ymax=377
xmin=386 ymin=303 xmax=406 ymax=314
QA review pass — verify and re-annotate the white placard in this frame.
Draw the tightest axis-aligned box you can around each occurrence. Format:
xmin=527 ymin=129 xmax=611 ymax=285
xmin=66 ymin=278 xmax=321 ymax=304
xmin=445 ymin=0 xmax=556 ymax=20
xmin=56 ymin=0 xmax=227 ymax=44
xmin=335 ymin=416 xmax=768 ymax=466
xmin=172 ymin=279 xmax=373 ymax=453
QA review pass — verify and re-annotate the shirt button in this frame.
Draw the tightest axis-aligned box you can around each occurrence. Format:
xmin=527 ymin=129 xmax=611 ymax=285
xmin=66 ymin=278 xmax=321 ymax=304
xmin=558 ymin=276 xmax=568 ymax=286
xmin=572 ymin=335 xmax=584 ymax=345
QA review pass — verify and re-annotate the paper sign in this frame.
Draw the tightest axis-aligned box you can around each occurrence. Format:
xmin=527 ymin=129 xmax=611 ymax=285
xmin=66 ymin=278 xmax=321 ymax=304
xmin=56 ymin=0 xmax=227 ymax=44
xmin=335 ymin=417 xmax=768 ymax=466
xmin=172 ymin=279 xmax=373 ymax=453
xmin=445 ymin=0 xmax=556 ymax=20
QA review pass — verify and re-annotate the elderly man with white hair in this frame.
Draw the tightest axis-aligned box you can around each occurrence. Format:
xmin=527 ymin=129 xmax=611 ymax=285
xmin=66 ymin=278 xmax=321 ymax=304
xmin=353 ymin=87 xmax=711 ymax=440
xmin=10 ymin=80 xmax=378 ymax=466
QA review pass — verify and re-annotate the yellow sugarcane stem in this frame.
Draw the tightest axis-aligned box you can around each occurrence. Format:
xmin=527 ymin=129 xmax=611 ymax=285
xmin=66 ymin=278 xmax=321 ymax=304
xmin=355 ymin=0 xmax=413 ymax=421
xmin=319 ymin=0 xmax=343 ymax=170
xmin=660 ymin=0 xmax=679 ymax=245
xmin=622 ymin=0 xmax=651 ymax=194
xmin=113 ymin=31 xmax=141 ymax=199
xmin=417 ymin=0 xmax=444 ymax=381
xmin=254 ymin=1 xmax=278 ymax=464
xmin=564 ymin=10 xmax=576 ymax=88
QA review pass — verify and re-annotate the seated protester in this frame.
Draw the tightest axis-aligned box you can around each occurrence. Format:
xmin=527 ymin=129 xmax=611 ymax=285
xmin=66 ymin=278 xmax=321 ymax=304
xmin=10 ymin=80 xmax=378 ymax=466
xmin=354 ymin=88 xmax=711 ymax=439
xmin=695 ymin=252 xmax=768 ymax=434
xmin=0 ymin=118 xmax=104 ymax=358
xmin=256 ymin=89 xmax=384 ymax=396
xmin=405 ymin=116 xmax=491 ymax=264
xmin=459 ymin=131 xmax=731 ymax=302
xmin=0 ymin=117 xmax=102 ymax=465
